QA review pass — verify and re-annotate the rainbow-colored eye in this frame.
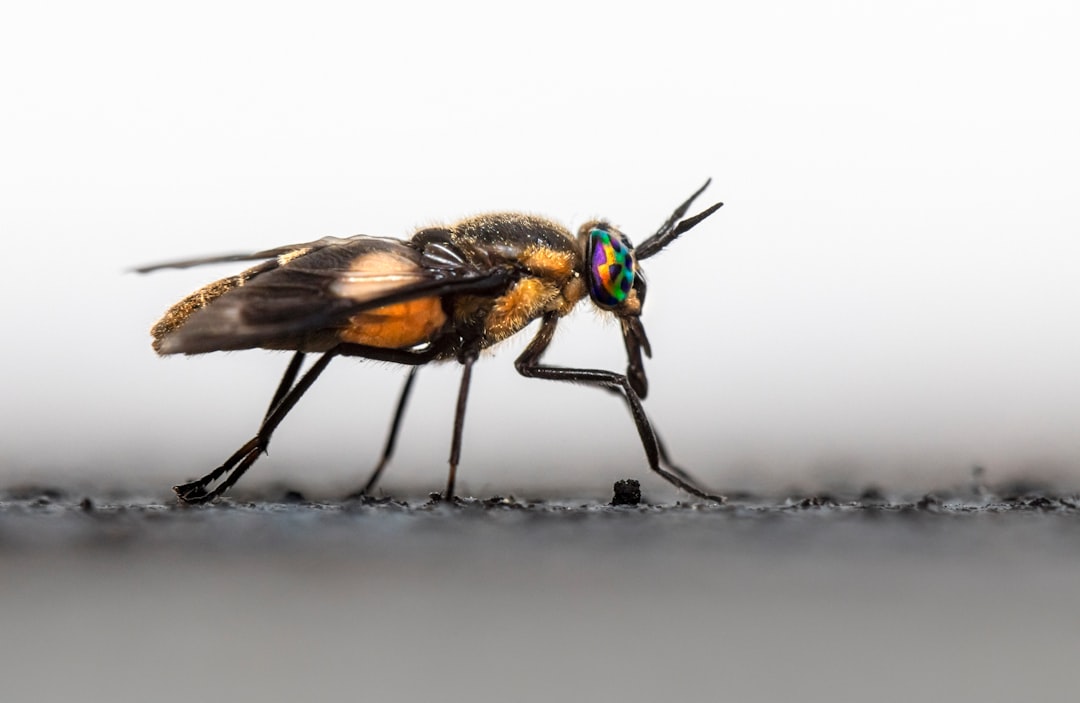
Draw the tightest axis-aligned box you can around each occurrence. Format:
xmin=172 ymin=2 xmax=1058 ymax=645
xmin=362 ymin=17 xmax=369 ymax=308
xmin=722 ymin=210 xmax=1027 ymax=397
xmin=587 ymin=227 xmax=635 ymax=308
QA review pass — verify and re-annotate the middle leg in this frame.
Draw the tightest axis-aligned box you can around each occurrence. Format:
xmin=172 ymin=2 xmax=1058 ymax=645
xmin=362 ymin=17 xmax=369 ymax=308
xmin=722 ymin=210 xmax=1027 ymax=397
xmin=345 ymin=367 xmax=420 ymax=499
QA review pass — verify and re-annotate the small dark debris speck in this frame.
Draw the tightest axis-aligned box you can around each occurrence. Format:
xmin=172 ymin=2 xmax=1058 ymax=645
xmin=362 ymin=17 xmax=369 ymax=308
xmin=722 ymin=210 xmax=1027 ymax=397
xmin=860 ymin=486 xmax=885 ymax=502
xmin=281 ymin=490 xmax=306 ymax=504
xmin=611 ymin=479 xmax=641 ymax=506
xmin=80 ymin=497 xmax=95 ymax=512
xmin=915 ymin=494 xmax=940 ymax=510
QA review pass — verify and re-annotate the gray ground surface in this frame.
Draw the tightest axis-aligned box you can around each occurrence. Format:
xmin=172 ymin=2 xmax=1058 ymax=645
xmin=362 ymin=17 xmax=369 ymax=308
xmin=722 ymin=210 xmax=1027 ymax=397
xmin=3 ymin=483 xmax=1079 ymax=703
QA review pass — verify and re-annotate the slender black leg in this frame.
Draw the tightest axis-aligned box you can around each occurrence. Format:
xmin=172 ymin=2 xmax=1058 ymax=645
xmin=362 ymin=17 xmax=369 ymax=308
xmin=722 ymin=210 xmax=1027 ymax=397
xmin=345 ymin=367 xmax=420 ymax=499
xmin=341 ymin=341 xmax=475 ymax=499
xmin=515 ymin=313 xmax=724 ymax=503
xmin=181 ymin=351 xmax=308 ymax=500
xmin=174 ymin=342 xmax=447 ymax=504
xmin=444 ymin=352 xmax=477 ymax=499
xmin=173 ymin=352 xmax=337 ymax=504
xmin=597 ymin=384 xmax=708 ymax=487
xmin=265 ymin=351 xmax=306 ymax=421
xmin=652 ymin=429 xmax=710 ymax=486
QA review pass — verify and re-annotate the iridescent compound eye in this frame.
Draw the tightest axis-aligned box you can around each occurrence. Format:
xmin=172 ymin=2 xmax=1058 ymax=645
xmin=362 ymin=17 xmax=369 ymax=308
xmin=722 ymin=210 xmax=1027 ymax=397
xmin=587 ymin=227 xmax=635 ymax=308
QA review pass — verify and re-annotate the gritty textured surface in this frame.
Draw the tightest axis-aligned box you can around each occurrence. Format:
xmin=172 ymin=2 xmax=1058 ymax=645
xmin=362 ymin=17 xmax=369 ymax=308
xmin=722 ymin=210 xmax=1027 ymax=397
xmin=3 ymin=482 xmax=1079 ymax=703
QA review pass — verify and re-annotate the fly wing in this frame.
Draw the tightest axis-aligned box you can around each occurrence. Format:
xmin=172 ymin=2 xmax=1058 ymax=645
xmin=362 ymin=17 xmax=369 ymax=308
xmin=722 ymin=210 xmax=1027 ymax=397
xmin=134 ymin=236 xmax=349 ymax=273
xmin=153 ymin=235 xmax=510 ymax=355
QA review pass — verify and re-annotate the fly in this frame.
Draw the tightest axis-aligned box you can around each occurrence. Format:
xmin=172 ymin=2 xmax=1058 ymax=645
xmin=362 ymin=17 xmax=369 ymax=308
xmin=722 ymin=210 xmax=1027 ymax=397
xmin=140 ymin=181 xmax=725 ymax=503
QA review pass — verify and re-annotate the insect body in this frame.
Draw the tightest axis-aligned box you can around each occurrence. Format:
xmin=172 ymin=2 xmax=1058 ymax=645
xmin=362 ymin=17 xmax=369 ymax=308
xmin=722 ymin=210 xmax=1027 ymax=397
xmin=143 ymin=181 xmax=724 ymax=503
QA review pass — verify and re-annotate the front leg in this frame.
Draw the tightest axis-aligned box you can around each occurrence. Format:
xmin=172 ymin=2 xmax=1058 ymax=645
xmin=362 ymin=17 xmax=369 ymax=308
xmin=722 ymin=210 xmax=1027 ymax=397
xmin=514 ymin=313 xmax=724 ymax=503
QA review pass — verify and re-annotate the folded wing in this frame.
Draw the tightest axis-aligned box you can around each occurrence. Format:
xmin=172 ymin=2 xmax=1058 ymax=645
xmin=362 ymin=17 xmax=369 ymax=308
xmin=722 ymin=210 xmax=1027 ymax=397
xmin=151 ymin=236 xmax=510 ymax=355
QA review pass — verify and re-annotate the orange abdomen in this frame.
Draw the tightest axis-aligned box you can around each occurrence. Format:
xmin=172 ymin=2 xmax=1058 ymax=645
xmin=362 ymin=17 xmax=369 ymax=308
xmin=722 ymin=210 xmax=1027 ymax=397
xmin=339 ymin=297 xmax=446 ymax=348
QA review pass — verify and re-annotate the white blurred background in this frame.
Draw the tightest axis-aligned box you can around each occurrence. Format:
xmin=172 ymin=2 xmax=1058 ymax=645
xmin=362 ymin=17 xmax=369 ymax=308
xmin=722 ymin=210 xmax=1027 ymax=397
xmin=2 ymin=0 xmax=1080 ymax=496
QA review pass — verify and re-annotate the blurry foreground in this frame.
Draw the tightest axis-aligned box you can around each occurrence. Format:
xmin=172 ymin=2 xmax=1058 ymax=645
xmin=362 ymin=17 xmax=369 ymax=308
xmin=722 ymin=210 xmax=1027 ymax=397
xmin=3 ymin=484 xmax=1078 ymax=703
